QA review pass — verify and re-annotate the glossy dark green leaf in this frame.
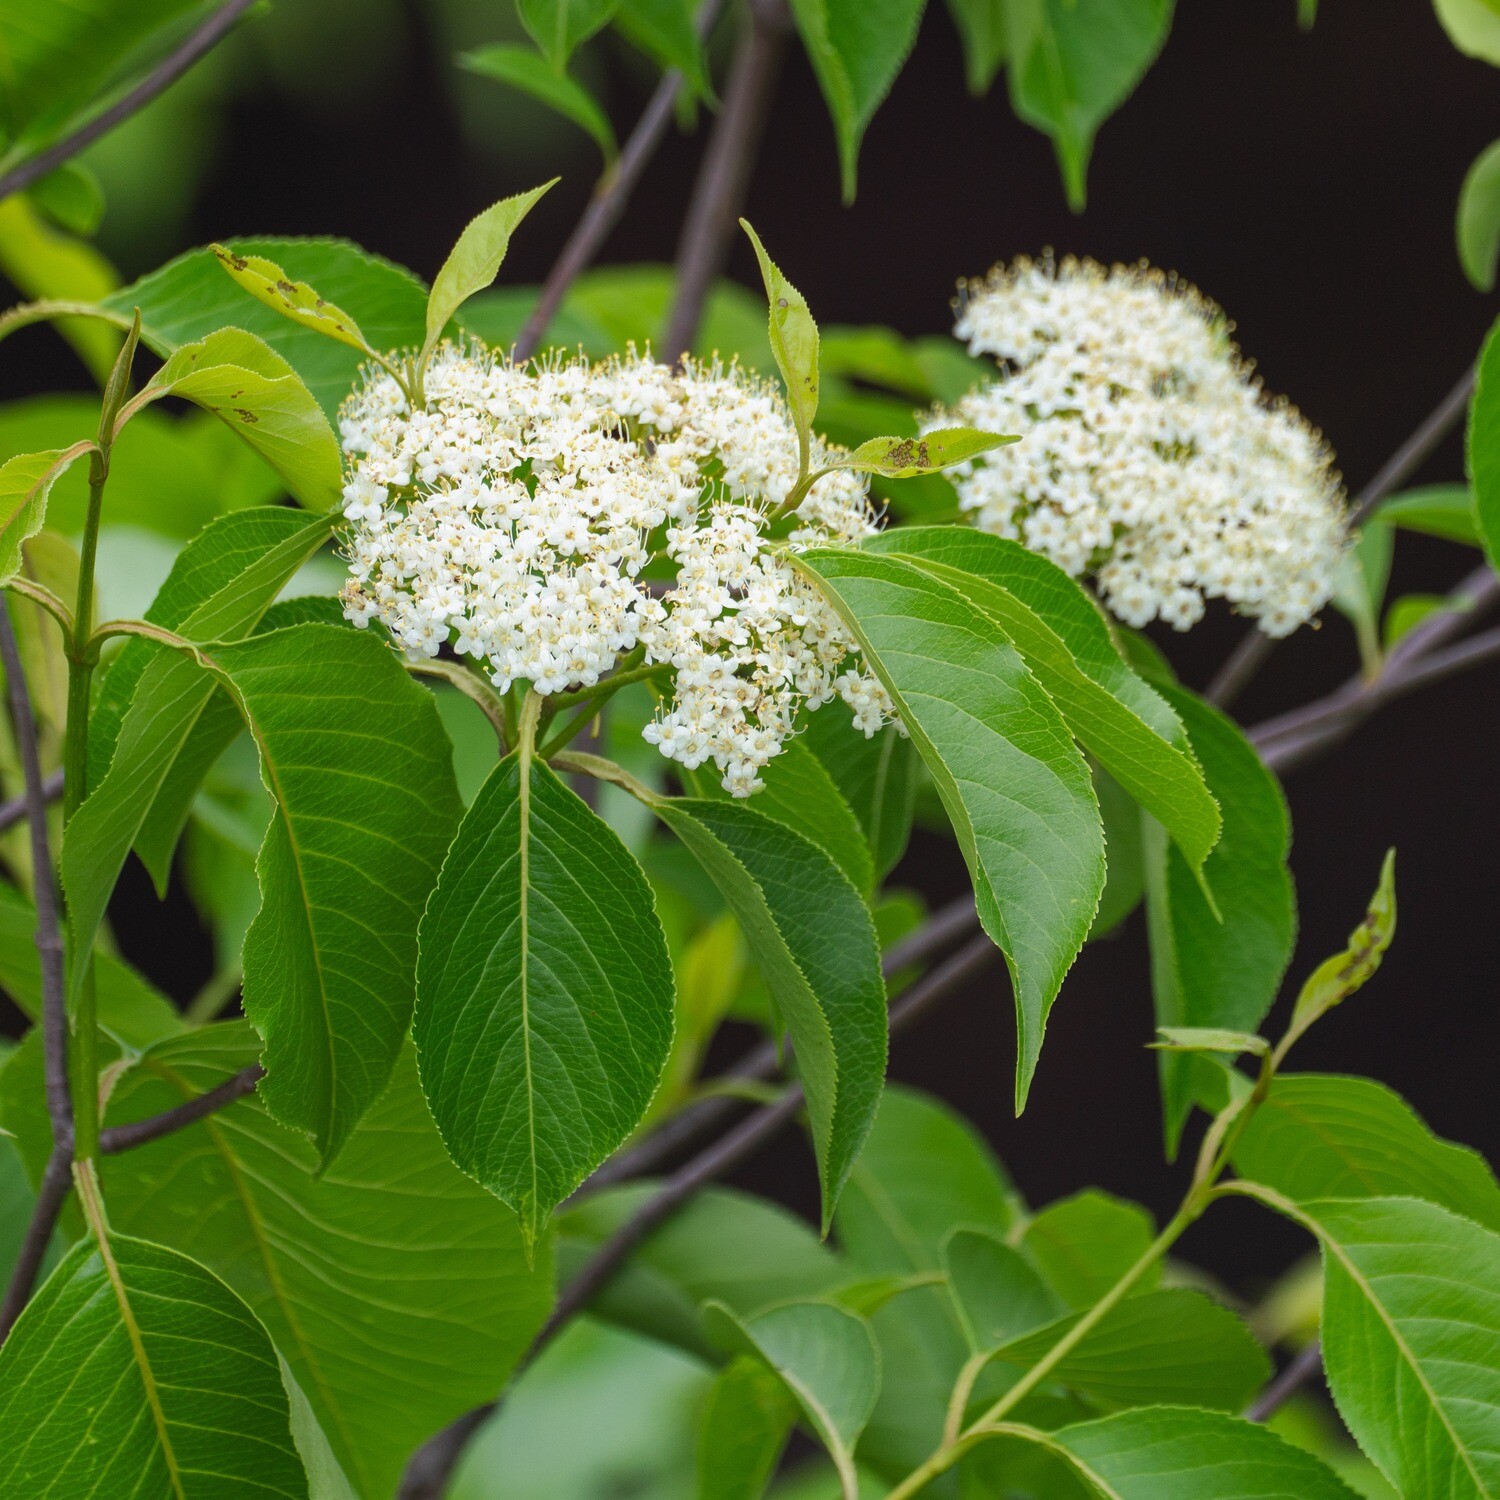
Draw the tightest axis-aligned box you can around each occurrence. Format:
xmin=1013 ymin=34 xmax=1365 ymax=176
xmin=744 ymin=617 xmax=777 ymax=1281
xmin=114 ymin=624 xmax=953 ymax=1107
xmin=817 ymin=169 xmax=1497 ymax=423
xmin=518 ymin=0 xmax=622 ymax=68
xmin=98 ymin=1024 xmax=552 ymax=1500
xmin=653 ymin=796 xmax=886 ymax=1228
xmin=1466 ymin=312 xmax=1500 ymax=571
xmin=797 ymin=547 xmax=1105 ymax=1108
xmin=462 ymin=47 xmax=617 ymax=165
xmin=1020 ymin=1189 xmax=1158 ymax=1308
xmin=0 ymin=1229 xmax=306 ymax=1496
xmin=696 ymin=1355 xmax=796 ymax=1500
xmin=1233 ymin=1074 xmax=1500 ymax=1232
xmin=416 ymin=755 xmax=673 ymax=1249
xmin=1459 ymin=139 xmax=1500 ymax=291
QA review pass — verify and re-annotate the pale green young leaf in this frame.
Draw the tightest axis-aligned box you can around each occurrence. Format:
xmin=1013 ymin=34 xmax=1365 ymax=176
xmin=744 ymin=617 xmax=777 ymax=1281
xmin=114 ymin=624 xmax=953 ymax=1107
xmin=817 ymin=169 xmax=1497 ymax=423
xmin=943 ymin=1228 xmax=1063 ymax=1352
xmin=209 ymin=243 xmax=375 ymax=357
xmin=697 ymin=1355 xmax=797 ymax=1500
xmin=703 ymin=1298 xmax=880 ymax=1496
xmin=98 ymin=1024 xmax=552 ymax=1500
xmin=1142 ymin=683 xmax=1295 ymax=1152
xmin=944 ymin=0 xmax=1009 ymax=92
xmin=462 ymin=47 xmax=618 ymax=166
xmin=1466 ymin=313 xmax=1500 ymax=570
xmin=415 ymin=755 xmax=674 ymax=1249
xmin=1434 ymin=0 xmax=1500 ymax=65
xmin=796 ymin=547 xmax=1105 ymax=1109
xmin=1021 ymin=1189 xmax=1158 ymax=1308
xmin=741 ymin=220 xmax=820 ymax=461
xmin=1459 ymin=139 xmax=1500 ymax=291
xmin=1151 ymin=1026 xmax=1270 ymax=1057
xmin=131 ymin=325 xmax=343 ymax=510
xmin=614 ymin=0 xmax=713 ymax=99
xmin=422 ymin=182 xmax=557 ymax=372
xmin=1376 ymin=483 xmax=1479 ymax=543
xmin=835 ymin=1084 xmax=1024 ymax=1274
xmin=0 ymin=1230 xmax=306 ymax=1496
xmin=1299 ymin=0 xmax=1319 ymax=25
xmin=784 ymin=0 xmax=925 ymax=201
xmin=1332 ymin=522 xmax=1393 ymax=673
xmin=1003 ymin=0 xmax=1174 ymax=210
xmin=517 ymin=0 xmax=622 ymax=68
xmin=653 ymin=797 xmax=886 ymax=1229
xmin=0 ymin=442 xmax=93 ymax=587
xmin=557 ymin=1183 xmax=843 ymax=1360
xmin=1232 ymin=1074 xmax=1500 ymax=1232
xmin=837 ymin=426 xmax=1017 ymax=478
xmin=1383 ymin=592 xmax=1451 ymax=649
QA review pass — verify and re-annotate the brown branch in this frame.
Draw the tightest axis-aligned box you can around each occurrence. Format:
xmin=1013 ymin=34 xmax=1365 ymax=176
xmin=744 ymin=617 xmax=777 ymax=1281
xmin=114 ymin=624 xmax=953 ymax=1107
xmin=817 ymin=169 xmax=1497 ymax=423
xmin=0 ymin=766 xmax=64 ymax=835
xmin=98 ymin=1063 xmax=264 ymax=1155
xmin=512 ymin=0 xmax=732 ymax=361
xmin=661 ymin=0 xmax=790 ymax=362
xmin=0 ymin=609 xmax=72 ymax=1341
xmin=0 ymin=0 xmax=259 ymax=203
xmin=397 ymin=932 xmax=1000 ymax=1499
xmin=1246 ymin=1340 xmax=1323 ymax=1421
xmin=1207 ymin=365 xmax=1478 ymax=708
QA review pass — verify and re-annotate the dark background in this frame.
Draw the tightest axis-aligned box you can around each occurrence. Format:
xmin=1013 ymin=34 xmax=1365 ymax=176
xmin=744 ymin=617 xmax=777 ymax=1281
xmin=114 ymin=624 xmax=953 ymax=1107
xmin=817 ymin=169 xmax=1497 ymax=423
xmin=8 ymin=0 xmax=1499 ymax=1293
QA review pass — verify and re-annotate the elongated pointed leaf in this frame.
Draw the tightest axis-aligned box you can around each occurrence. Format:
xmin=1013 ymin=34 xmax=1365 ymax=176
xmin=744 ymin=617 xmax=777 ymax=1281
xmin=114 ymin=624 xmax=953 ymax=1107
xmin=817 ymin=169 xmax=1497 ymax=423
xmin=1469 ymin=313 xmax=1500 ymax=572
xmin=210 ymin=244 xmax=375 ymax=356
xmin=1460 ymin=140 xmax=1500 ymax=293
xmin=841 ymin=427 xmax=1017 ymax=477
xmin=97 ymin=1024 xmax=552 ymax=1500
xmin=415 ymin=755 xmax=674 ymax=1248
xmin=517 ymin=0 xmax=621 ymax=68
xmin=461 ymin=47 xmax=618 ymax=165
xmin=615 ymin=0 xmax=712 ymax=98
xmin=653 ymin=796 xmax=886 ymax=1229
xmin=796 ymin=547 xmax=1105 ymax=1108
xmin=945 ymin=0 xmax=1009 ymax=92
xmin=741 ymin=221 xmax=819 ymax=451
xmin=0 ymin=440 xmax=93 ymax=585
xmin=697 ymin=1355 xmax=797 ymax=1500
xmin=1234 ymin=1074 xmax=1500 ymax=1233
xmin=133 ymin=326 xmax=342 ymax=510
xmin=0 ymin=1231 xmax=306 ymax=1497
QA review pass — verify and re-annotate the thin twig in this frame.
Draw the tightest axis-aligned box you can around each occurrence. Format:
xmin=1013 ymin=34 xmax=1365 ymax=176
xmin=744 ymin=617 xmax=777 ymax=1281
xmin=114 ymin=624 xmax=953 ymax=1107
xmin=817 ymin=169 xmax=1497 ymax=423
xmin=397 ymin=932 xmax=1000 ymax=1499
xmin=1207 ymin=365 xmax=1477 ymax=708
xmin=0 ymin=0 xmax=259 ymax=203
xmin=0 ymin=767 xmax=64 ymax=835
xmin=662 ymin=0 xmax=789 ymax=362
xmin=1246 ymin=1340 xmax=1323 ymax=1421
xmin=98 ymin=1064 xmax=264 ymax=1155
xmin=0 ymin=609 xmax=72 ymax=1340
xmin=511 ymin=0 xmax=731 ymax=361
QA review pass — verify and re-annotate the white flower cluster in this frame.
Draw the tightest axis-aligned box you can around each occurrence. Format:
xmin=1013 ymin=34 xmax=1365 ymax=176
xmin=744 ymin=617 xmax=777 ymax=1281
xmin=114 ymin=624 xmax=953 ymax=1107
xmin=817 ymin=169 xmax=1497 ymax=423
xmin=338 ymin=344 xmax=896 ymax=795
xmin=933 ymin=256 xmax=1347 ymax=635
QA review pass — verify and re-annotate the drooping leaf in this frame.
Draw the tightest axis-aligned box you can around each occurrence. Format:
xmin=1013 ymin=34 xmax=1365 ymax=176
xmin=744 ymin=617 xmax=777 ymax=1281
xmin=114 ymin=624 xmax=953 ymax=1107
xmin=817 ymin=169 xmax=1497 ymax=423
xmin=1434 ymin=0 xmax=1500 ymax=65
xmin=1233 ymin=1074 xmax=1500 ymax=1232
xmin=784 ymin=0 xmax=926 ymax=200
xmin=1020 ymin=1189 xmax=1158 ymax=1309
xmin=129 ymin=325 xmax=343 ymax=511
xmin=415 ymin=754 xmax=673 ymax=1249
xmin=696 ymin=1355 xmax=797 ymax=1500
xmin=0 ymin=442 xmax=93 ymax=586
xmin=703 ymin=1299 xmax=880 ymax=1497
xmin=422 ymin=182 xmax=557 ymax=373
xmin=1332 ymin=521 xmax=1394 ymax=674
xmin=1141 ymin=683 xmax=1295 ymax=1152
xmin=944 ymin=1228 xmax=1064 ymax=1351
xmin=1466 ymin=313 xmax=1500 ymax=571
xmin=1374 ymin=484 xmax=1480 ymax=545
xmin=741 ymin=221 xmax=820 ymax=459
xmin=1459 ymin=139 xmax=1500 ymax=292
xmin=461 ymin=47 xmax=618 ymax=166
xmin=517 ymin=0 xmax=622 ymax=68
xmin=652 ymin=796 xmax=886 ymax=1229
xmin=944 ymin=0 xmax=1009 ymax=92
xmin=796 ymin=547 xmax=1105 ymax=1108
xmin=1002 ymin=0 xmax=1175 ymax=210
xmin=209 ymin=244 xmax=376 ymax=358
xmin=0 ymin=1227 xmax=306 ymax=1497
xmin=97 ymin=1024 xmax=552 ymax=1500
xmin=615 ymin=0 xmax=713 ymax=98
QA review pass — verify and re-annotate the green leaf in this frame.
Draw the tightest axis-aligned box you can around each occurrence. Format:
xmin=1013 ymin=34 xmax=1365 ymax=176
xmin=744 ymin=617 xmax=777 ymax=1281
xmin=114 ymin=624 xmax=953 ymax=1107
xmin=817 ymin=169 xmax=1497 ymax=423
xmin=614 ymin=0 xmax=713 ymax=98
xmin=209 ymin=243 xmax=376 ymax=358
xmin=835 ymin=1084 xmax=1024 ymax=1274
xmin=838 ymin=427 xmax=1017 ymax=478
xmin=944 ymin=1228 xmax=1064 ymax=1351
xmin=784 ymin=0 xmax=925 ymax=201
xmin=557 ymin=1183 xmax=844 ymax=1359
xmin=1232 ymin=1074 xmax=1500 ymax=1232
xmin=415 ymin=754 xmax=673 ymax=1248
xmin=517 ymin=0 xmax=622 ymax=68
xmin=1151 ymin=1026 xmax=1269 ymax=1057
xmin=1243 ymin=1185 xmax=1500 ymax=1500
xmin=0 ymin=442 xmax=93 ymax=587
xmin=1039 ymin=1406 xmax=1362 ymax=1498
xmin=1467 ymin=313 xmax=1500 ymax=571
xmin=800 ymin=703 xmax=918 ymax=883
xmin=741 ymin=221 xmax=820 ymax=464
xmin=461 ymin=47 xmax=618 ymax=166
xmin=1020 ymin=1189 xmax=1157 ymax=1308
xmin=944 ymin=0 xmax=1009 ymax=92
xmin=703 ymin=1299 xmax=880 ymax=1496
xmin=1332 ymin=521 xmax=1394 ymax=674
xmin=795 ymin=547 xmax=1105 ymax=1109
xmin=28 ymin=161 xmax=105 ymax=237
xmin=981 ymin=1288 xmax=1270 ymax=1413
xmin=1435 ymin=0 xmax=1500 ymax=65
xmin=131 ymin=325 xmax=343 ymax=511
xmin=653 ymin=797 xmax=886 ymax=1229
xmin=1383 ymin=592 xmax=1451 ymax=649
xmin=0 ymin=1227 xmax=306 ymax=1496
xmin=696 ymin=1355 xmax=796 ymax=1500
xmin=422 ymin=182 xmax=557 ymax=373
xmin=102 ymin=238 xmax=431 ymax=420
xmin=869 ymin=527 xmax=1220 ymax=870
xmin=1459 ymin=140 xmax=1500 ymax=291
xmin=1375 ymin=484 xmax=1480 ymax=545
xmin=685 ymin=733 xmax=873 ymax=895
xmin=1141 ymin=684 xmax=1294 ymax=1151
xmin=1003 ymin=0 xmax=1175 ymax=210
xmin=98 ymin=1024 xmax=552 ymax=1500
